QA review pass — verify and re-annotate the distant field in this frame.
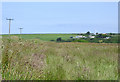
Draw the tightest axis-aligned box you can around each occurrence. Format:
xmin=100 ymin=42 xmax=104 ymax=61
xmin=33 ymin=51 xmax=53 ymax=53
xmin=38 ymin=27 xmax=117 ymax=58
xmin=2 ymin=34 xmax=119 ymax=43
xmin=2 ymin=34 xmax=77 ymax=41
xmin=1 ymin=36 xmax=118 ymax=80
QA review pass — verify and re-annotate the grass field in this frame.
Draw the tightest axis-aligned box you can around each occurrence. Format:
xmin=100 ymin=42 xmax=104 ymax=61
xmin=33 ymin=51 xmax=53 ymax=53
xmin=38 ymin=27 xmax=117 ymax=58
xmin=1 ymin=35 xmax=118 ymax=80
xmin=2 ymin=34 xmax=77 ymax=41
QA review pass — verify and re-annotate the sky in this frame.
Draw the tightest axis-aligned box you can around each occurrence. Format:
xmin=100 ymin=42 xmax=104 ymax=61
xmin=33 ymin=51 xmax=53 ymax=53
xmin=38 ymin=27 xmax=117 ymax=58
xmin=2 ymin=2 xmax=118 ymax=34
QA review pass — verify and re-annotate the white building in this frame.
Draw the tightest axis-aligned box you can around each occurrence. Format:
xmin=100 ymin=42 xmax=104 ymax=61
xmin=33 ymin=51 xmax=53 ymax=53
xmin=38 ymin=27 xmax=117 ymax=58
xmin=73 ymin=35 xmax=87 ymax=39
xmin=89 ymin=35 xmax=95 ymax=38
xmin=105 ymin=37 xmax=110 ymax=39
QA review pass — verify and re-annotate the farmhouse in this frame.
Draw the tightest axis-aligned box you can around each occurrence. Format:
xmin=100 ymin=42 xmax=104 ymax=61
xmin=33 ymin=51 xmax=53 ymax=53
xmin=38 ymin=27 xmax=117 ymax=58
xmin=73 ymin=35 xmax=86 ymax=39
xmin=104 ymin=37 xmax=111 ymax=39
xmin=89 ymin=35 xmax=95 ymax=38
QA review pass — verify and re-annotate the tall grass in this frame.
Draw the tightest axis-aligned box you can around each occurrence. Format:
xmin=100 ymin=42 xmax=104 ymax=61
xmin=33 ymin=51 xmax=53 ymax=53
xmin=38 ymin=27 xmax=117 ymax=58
xmin=0 ymin=36 xmax=2 ymax=81
xmin=1 ymin=36 xmax=118 ymax=80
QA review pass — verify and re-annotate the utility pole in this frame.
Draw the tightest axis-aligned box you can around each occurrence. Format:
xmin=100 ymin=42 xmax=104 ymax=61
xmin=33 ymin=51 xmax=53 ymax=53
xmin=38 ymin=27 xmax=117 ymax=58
xmin=6 ymin=18 xmax=14 ymax=38
xmin=19 ymin=28 xmax=23 ymax=34
xmin=19 ymin=28 xmax=23 ymax=39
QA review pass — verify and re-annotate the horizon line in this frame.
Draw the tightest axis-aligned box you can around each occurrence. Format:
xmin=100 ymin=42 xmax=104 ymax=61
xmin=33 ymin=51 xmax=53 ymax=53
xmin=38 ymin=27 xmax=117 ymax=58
xmin=0 ymin=32 xmax=119 ymax=35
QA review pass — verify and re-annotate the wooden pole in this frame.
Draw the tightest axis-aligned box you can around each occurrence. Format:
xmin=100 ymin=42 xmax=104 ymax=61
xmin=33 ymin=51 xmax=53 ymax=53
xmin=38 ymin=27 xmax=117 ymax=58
xmin=9 ymin=20 xmax=11 ymax=35
xmin=19 ymin=28 xmax=23 ymax=39
xmin=6 ymin=18 xmax=13 ymax=39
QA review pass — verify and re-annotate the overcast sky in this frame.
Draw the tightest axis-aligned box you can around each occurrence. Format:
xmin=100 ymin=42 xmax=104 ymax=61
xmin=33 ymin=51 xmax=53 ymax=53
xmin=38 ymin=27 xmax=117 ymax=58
xmin=2 ymin=2 xmax=118 ymax=34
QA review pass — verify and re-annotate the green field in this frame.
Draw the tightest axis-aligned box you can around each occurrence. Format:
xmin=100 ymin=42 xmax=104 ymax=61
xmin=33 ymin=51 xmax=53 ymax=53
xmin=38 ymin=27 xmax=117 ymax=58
xmin=2 ymin=33 xmax=119 ymax=43
xmin=2 ymin=34 xmax=77 ymax=41
xmin=1 ymin=35 xmax=118 ymax=80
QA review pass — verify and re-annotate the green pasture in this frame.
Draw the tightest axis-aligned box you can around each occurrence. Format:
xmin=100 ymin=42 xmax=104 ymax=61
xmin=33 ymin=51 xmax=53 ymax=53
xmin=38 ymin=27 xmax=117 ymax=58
xmin=2 ymin=34 xmax=77 ymax=41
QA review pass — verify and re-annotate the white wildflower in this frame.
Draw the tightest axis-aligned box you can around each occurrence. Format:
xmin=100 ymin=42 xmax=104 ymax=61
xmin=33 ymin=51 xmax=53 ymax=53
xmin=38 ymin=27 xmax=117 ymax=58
xmin=9 ymin=49 xmax=13 ymax=53
xmin=77 ymin=62 xmax=79 ymax=67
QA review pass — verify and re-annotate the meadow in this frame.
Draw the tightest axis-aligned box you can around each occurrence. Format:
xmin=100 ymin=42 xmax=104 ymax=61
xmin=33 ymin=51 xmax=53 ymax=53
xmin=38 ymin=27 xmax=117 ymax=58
xmin=2 ymin=34 xmax=77 ymax=41
xmin=1 ymin=34 xmax=118 ymax=80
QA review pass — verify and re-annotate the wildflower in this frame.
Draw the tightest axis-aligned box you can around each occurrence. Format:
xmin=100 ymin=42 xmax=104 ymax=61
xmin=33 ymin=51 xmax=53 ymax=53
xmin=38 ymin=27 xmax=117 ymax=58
xmin=77 ymin=62 xmax=79 ymax=67
xmin=1 ymin=45 xmax=4 ymax=49
xmin=18 ymin=42 xmax=24 ymax=46
xmin=9 ymin=49 xmax=13 ymax=53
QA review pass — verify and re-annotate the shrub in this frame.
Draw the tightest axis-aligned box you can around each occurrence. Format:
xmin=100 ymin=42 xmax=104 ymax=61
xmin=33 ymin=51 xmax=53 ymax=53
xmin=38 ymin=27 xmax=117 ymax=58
xmin=50 ymin=40 xmax=55 ymax=41
xmin=56 ymin=37 xmax=62 ymax=42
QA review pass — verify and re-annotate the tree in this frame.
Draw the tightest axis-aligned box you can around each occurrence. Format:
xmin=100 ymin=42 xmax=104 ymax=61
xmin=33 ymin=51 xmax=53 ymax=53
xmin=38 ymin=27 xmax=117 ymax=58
xmin=56 ymin=37 xmax=62 ymax=42
xmin=86 ymin=31 xmax=90 ymax=35
xmin=96 ymin=32 xmax=98 ymax=35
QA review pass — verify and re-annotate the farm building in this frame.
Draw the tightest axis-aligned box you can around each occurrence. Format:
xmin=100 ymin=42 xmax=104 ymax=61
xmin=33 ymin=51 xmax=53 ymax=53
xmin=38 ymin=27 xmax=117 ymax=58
xmin=89 ymin=35 xmax=95 ymax=38
xmin=73 ymin=35 xmax=87 ymax=39
xmin=104 ymin=37 xmax=111 ymax=39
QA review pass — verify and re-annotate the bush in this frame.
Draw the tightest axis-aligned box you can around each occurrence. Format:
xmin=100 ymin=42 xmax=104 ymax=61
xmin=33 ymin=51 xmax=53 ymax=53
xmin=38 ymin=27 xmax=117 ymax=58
xmin=50 ymin=40 xmax=55 ymax=41
xmin=56 ymin=37 xmax=62 ymax=42
xmin=95 ymin=34 xmax=109 ymax=38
